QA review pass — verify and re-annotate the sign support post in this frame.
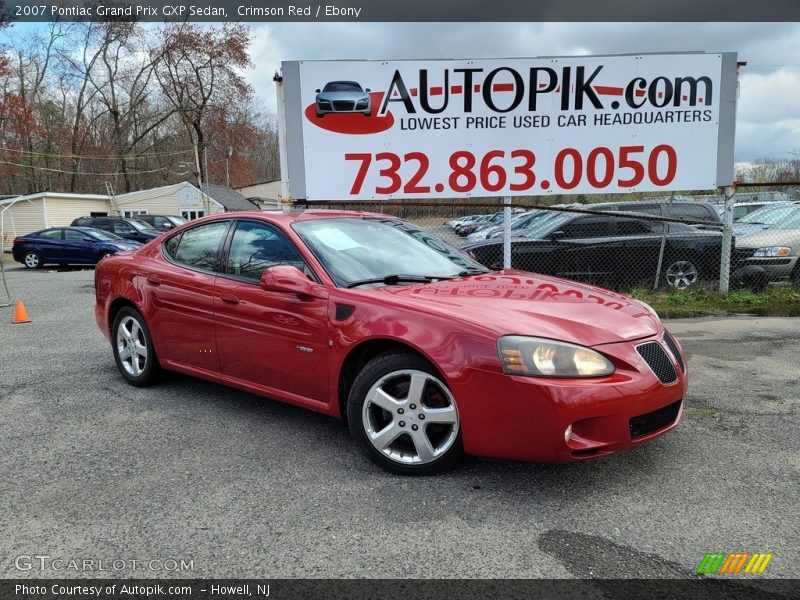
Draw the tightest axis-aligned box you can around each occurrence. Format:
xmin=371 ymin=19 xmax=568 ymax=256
xmin=503 ymin=196 xmax=512 ymax=269
xmin=719 ymin=184 xmax=736 ymax=294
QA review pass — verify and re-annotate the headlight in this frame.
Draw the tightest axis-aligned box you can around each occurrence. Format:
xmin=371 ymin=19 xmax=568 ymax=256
xmin=753 ymin=246 xmax=791 ymax=257
xmin=497 ymin=336 xmax=615 ymax=378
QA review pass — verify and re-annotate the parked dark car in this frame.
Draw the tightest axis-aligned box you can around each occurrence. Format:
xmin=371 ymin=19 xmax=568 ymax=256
xmin=462 ymin=213 xmax=726 ymax=289
xmin=70 ymin=216 xmax=161 ymax=243
xmin=135 ymin=214 xmax=188 ymax=231
xmin=12 ymin=227 xmax=142 ymax=269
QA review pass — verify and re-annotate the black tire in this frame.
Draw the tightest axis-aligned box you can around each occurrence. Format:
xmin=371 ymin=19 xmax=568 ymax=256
xmin=347 ymin=352 xmax=464 ymax=475
xmin=111 ymin=306 xmax=160 ymax=387
xmin=23 ymin=251 xmax=43 ymax=269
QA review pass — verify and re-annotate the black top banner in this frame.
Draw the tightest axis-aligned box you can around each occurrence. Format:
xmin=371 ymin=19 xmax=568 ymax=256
xmin=4 ymin=0 xmax=800 ymax=22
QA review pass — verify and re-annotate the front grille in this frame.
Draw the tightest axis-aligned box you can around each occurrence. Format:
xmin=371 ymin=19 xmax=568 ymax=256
xmin=663 ymin=331 xmax=685 ymax=373
xmin=333 ymin=100 xmax=354 ymax=111
xmin=636 ymin=341 xmax=678 ymax=384
xmin=630 ymin=400 xmax=683 ymax=439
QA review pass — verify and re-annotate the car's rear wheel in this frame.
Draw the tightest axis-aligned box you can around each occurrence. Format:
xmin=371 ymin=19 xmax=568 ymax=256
xmin=665 ymin=258 xmax=699 ymax=290
xmin=112 ymin=307 xmax=159 ymax=387
xmin=23 ymin=252 xmax=42 ymax=269
xmin=347 ymin=352 xmax=463 ymax=475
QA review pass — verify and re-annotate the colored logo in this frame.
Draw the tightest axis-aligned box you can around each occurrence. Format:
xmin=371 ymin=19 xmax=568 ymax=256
xmin=696 ymin=553 xmax=773 ymax=575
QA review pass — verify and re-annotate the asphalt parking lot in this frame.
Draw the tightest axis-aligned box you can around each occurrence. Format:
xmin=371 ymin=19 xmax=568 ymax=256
xmin=1 ymin=263 xmax=798 ymax=579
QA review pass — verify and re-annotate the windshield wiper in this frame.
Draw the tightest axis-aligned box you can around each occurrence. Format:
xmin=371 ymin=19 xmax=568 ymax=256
xmin=347 ymin=274 xmax=456 ymax=289
xmin=458 ymin=269 xmax=489 ymax=276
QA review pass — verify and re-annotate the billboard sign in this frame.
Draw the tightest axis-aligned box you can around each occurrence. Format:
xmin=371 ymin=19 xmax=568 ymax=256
xmin=281 ymin=53 xmax=737 ymax=200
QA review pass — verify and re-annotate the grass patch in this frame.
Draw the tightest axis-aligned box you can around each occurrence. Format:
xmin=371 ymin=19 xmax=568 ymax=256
xmin=628 ymin=285 xmax=800 ymax=318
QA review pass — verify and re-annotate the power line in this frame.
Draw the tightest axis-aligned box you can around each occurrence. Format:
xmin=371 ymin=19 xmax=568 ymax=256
xmin=0 ymin=147 xmax=194 ymax=160
xmin=0 ymin=160 xmax=168 ymax=176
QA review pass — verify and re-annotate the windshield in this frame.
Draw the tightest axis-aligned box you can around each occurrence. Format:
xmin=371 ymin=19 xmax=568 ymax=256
xmin=293 ymin=217 xmax=488 ymax=287
xmin=323 ymin=81 xmax=362 ymax=92
xmin=738 ymin=204 xmax=798 ymax=225
xmin=85 ymin=228 xmax=122 ymax=241
xmin=170 ymin=216 xmax=188 ymax=225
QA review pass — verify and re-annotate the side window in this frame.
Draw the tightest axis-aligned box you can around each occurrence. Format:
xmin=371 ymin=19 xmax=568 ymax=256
xmin=93 ymin=219 xmax=112 ymax=231
xmin=614 ymin=218 xmax=655 ymax=235
xmin=621 ymin=204 xmax=662 ymax=216
xmin=171 ymin=221 xmax=229 ymax=271
xmin=39 ymin=229 xmax=63 ymax=240
xmin=64 ymin=229 xmax=88 ymax=241
xmin=163 ymin=232 xmax=182 ymax=259
xmin=154 ymin=216 xmax=169 ymax=228
xmin=665 ymin=203 xmax=716 ymax=222
xmin=560 ymin=217 xmax=611 ymax=238
xmin=113 ymin=221 xmax=135 ymax=235
xmin=225 ymin=221 xmax=306 ymax=281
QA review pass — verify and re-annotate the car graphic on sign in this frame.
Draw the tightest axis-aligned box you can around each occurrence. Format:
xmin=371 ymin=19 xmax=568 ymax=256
xmin=315 ymin=81 xmax=372 ymax=117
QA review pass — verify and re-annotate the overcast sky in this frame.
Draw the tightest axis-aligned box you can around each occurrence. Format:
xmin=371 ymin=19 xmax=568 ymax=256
xmin=245 ymin=22 xmax=800 ymax=164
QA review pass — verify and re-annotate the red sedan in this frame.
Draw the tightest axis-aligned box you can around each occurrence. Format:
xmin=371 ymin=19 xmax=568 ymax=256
xmin=95 ymin=210 xmax=687 ymax=475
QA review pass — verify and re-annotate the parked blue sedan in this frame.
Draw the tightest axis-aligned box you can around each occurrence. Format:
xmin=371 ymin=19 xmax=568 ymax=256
xmin=12 ymin=227 xmax=142 ymax=269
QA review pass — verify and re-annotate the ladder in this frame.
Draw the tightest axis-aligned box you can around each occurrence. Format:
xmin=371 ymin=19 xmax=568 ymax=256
xmin=105 ymin=181 xmax=119 ymax=216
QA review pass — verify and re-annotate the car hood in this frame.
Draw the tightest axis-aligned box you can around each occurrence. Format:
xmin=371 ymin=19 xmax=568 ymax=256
xmin=735 ymin=227 xmax=800 ymax=250
xmin=379 ymin=271 xmax=661 ymax=346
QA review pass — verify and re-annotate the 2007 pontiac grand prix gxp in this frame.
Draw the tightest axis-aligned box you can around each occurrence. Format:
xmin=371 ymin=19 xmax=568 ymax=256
xmin=95 ymin=210 xmax=687 ymax=475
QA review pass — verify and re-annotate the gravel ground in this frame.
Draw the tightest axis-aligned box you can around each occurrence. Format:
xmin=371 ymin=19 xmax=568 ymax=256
xmin=0 ymin=265 xmax=798 ymax=579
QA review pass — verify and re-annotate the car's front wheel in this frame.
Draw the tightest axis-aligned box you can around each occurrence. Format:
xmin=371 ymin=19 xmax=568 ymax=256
xmin=112 ymin=307 xmax=159 ymax=387
xmin=347 ymin=352 xmax=463 ymax=475
xmin=23 ymin=251 xmax=42 ymax=269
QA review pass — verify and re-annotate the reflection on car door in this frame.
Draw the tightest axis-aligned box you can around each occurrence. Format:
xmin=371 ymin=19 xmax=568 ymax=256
xmin=213 ymin=220 xmax=330 ymax=404
xmin=146 ymin=220 xmax=231 ymax=374
xmin=547 ymin=217 xmax=615 ymax=282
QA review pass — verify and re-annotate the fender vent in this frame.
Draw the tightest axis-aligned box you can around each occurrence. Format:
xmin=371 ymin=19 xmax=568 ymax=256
xmin=335 ymin=304 xmax=355 ymax=321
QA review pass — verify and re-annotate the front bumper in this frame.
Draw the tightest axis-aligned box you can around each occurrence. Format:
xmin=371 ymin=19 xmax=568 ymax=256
xmin=740 ymin=255 xmax=799 ymax=280
xmin=444 ymin=331 xmax=687 ymax=462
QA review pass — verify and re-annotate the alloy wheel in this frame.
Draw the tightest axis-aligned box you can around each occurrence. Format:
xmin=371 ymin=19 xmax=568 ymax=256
xmin=24 ymin=253 xmax=40 ymax=268
xmin=666 ymin=260 xmax=699 ymax=290
xmin=116 ymin=315 xmax=148 ymax=377
xmin=361 ymin=369 xmax=459 ymax=465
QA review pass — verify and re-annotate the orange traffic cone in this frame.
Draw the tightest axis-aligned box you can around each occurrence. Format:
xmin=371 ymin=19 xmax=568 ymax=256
xmin=12 ymin=300 xmax=31 ymax=324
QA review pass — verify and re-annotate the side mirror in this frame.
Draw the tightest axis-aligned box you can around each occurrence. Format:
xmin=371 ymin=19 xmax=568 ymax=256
xmin=365 ymin=88 xmax=371 ymax=92
xmin=84 ymin=237 xmax=97 ymax=242
xmin=260 ymin=265 xmax=324 ymax=299
xmin=549 ymin=230 xmax=565 ymax=240
xmin=315 ymin=88 xmax=321 ymax=93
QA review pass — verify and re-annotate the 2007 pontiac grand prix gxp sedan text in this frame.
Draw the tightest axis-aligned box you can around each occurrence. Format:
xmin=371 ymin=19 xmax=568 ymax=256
xmin=95 ymin=210 xmax=687 ymax=475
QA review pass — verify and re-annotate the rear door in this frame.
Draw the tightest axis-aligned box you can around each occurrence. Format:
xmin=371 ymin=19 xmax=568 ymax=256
xmin=144 ymin=220 xmax=232 ymax=373
xmin=213 ymin=220 xmax=330 ymax=403
xmin=35 ymin=229 xmax=65 ymax=261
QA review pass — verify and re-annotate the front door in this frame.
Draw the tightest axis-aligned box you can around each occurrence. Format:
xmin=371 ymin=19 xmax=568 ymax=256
xmin=213 ymin=220 xmax=330 ymax=403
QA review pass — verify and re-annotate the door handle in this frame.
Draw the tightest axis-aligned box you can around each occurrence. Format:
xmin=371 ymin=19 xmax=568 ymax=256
xmin=220 ymin=293 xmax=240 ymax=305
xmin=146 ymin=274 xmax=161 ymax=286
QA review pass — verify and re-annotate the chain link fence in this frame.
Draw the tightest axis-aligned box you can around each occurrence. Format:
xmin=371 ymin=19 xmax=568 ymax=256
xmin=307 ymin=191 xmax=800 ymax=294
